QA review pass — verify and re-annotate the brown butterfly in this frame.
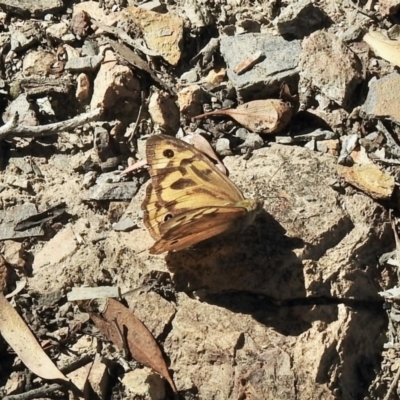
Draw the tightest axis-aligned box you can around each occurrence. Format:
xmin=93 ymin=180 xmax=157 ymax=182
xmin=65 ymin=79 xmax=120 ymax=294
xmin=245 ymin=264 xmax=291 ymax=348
xmin=141 ymin=134 xmax=263 ymax=254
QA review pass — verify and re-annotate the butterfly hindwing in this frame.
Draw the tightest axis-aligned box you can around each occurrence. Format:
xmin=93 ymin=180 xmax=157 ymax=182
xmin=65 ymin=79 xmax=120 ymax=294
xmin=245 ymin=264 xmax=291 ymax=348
xmin=151 ymin=206 xmax=248 ymax=254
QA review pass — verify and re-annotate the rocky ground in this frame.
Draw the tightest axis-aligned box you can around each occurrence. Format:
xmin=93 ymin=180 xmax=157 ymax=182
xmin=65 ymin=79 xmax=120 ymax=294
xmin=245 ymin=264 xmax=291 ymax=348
xmin=1 ymin=0 xmax=400 ymax=399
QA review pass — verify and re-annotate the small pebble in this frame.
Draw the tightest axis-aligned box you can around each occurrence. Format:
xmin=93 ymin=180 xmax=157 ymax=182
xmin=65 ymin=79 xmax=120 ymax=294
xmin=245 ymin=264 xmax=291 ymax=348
xmin=215 ymin=138 xmax=232 ymax=156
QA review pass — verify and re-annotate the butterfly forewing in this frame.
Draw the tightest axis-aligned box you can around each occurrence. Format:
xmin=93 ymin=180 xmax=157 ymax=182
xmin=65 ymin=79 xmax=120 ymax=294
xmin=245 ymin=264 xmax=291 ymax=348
xmin=142 ymin=183 xmax=162 ymax=240
xmin=146 ymin=135 xmax=245 ymax=209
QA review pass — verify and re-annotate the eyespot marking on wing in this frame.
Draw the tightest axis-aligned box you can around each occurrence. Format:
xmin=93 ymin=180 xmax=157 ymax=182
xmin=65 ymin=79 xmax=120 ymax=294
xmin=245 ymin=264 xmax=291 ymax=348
xmin=163 ymin=148 xmax=174 ymax=158
xmin=164 ymin=213 xmax=173 ymax=222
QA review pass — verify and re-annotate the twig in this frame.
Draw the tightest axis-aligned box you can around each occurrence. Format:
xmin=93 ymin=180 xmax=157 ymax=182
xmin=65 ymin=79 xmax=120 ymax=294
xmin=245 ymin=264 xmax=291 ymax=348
xmin=390 ymin=212 xmax=400 ymax=281
xmin=383 ymin=360 xmax=400 ymax=400
xmin=92 ymin=18 xmax=160 ymax=57
xmin=0 ymin=108 xmax=103 ymax=141
xmin=127 ymin=90 xmax=144 ymax=142
xmin=3 ymin=383 xmax=65 ymax=400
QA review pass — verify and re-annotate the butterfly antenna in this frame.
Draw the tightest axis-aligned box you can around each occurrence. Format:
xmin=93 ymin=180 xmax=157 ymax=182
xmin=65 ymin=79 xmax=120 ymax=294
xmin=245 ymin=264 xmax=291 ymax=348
xmin=263 ymin=161 xmax=289 ymax=201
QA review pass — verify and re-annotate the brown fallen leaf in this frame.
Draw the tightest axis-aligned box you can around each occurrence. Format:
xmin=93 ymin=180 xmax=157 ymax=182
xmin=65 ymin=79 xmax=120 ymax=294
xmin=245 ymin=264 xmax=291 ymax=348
xmin=194 ymin=99 xmax=292 ymax=134
xmin=364 ymin=31 xmax=400 ymax=68
xmin=182 ymin=133 xmax=227 ymax=175
xmin=337 ymin=163 xmax=394 ymax=200
xmin=0 ymin=292 xmax=71 ymax=384
xmin=86 ymin=298 xmax=178 ymax=395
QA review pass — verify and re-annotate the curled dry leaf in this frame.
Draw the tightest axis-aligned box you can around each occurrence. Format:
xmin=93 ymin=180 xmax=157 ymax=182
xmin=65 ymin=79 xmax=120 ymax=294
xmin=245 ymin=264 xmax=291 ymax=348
xmin=364 ymin=31 xmax=400 ymax=67
xmin=120 ymin=159 xmax=148 ymax=175
xmin=86 ymin=298 xmax=178 ymax=395
xmin=194 ymin=99 xmax=292 ymax=134
xmin=337 ymin=163 xmax=394 ymax=200
xmin=0 ymin=293 xmax=70 ymax=384
xmin=182 ymin=133 xmax=227 ymax=175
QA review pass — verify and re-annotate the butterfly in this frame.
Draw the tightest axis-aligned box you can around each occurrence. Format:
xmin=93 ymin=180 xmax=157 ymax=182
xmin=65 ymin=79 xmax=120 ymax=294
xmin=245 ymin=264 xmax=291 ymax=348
xmin=141 ymin=134 xmax=263 ymax=254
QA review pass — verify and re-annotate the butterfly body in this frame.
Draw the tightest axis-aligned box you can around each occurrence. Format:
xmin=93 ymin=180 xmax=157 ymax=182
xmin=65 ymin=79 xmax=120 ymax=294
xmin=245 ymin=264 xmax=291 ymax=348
xmin=141 ymin=134 xmax=263 ymax=254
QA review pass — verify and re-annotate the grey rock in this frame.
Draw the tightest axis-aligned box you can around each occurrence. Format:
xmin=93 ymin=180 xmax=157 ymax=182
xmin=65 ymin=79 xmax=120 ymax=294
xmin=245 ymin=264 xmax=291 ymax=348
xmin=82 ymin=171 xmax=97 ymax=189
xmin=10 ymin=28 xmax=38 ymax=52
xmin=338 ymin=134 xmax=358 ymax=164
xmin=46 ymin=22 xmax=69 ymax=41
xmin=65 ymin=55 xmax=103 ymax=72
xmin=95 ymin=172 xmax=121 ymax=185
xmin=316 ymin=141 xmax=328 ymax=153
xmin=363 ymin=72 xmax=400 ymax=123
xmin=184 ymin=0 xmax=213 ymax=28
xmin=113 ymin=217 xmax=137 ymax=232
xmin=0 ymin=0 xmax=63 ymax=17
xmin=138 ymin=0 xmax=166 ymax=12
xmin=304 ymin=139 xmax=316 ymax=151
xmin=88 ymin=182 xmax=139 ymax=201
xmin=215 ymin=138 xmax=232 ymax=156
xmin=276 ymin=0 xmax=329 ymax=39
xmin=300 ymin=31 xmax=363 ymax=109
xmin=10 ymin=157 xmax=34 ymax=174
xmin=340 ymin=26 xmax=365 ymax=43
xmin=220 ymin=33 xmax=301 ymax=100
xmin=3 ymin=93 xmax=39 ymax=126
xmin=236 ymin=131 xmax=263 ymax=150
xmin=0 ymin=203 xmax=44 ymax=240
xmin=180 ymin=69 xmax=199 ymax=84
xmin=6 ymin=176 xmax=30 ymax=190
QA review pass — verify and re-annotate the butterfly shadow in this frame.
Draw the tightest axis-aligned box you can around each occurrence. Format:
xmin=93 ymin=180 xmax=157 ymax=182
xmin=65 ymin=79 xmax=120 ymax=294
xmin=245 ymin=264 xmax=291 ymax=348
xmin=165 ymin=210 xmax=318 ymax=336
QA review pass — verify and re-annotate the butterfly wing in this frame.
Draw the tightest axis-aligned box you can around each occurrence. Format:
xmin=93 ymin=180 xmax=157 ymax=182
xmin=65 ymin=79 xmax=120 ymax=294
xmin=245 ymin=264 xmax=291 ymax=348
xmin=150 ymin=206 xmax=248 ymax=254
xmin=141 ymin=134 xmax=261 ymax=253
xmin=146 ymin=134 xmax=245 ymax=210
xmin=142 ymin=182 xmax=163 ymax=240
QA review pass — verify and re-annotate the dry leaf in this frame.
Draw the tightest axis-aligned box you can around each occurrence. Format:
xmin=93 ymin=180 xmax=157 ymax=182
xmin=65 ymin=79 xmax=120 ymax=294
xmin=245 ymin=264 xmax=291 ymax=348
xmin=182 ymin=133 xmax=227 ymax=175
xmin=120 ymin=159 xmax=147 ymax=175
xmin=364 ymin=31 xmax=400 ymax=67
xmin=194 ymin=99 xmax=292 ymax=134
xmin=337 ymin=163 xmax=394 ymax=200
xmin=86 ymin=298 xmax=177 ymax=395
xmin=0 ymin=292 xmax=70 ymax=383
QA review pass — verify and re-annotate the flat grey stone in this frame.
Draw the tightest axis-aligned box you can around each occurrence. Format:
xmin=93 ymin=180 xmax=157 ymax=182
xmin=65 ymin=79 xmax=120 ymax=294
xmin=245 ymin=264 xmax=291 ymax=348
xmin=276 ymin=0 xmax=329 ymax=38
xmin=0 ymin=0 xmax=63 ymax=17
xmin=0 ymin=203 xmax=44 ymax=241
xmin=363 ymin=72 xmax=400 ymax=123
xmin=88 ymin=182 xmax=139 ymax=201
xmin=113 ymin=217 xmax=137 ymax=232
xmin=65 ymin=55 xmax=103 ymax=72
xmin=220 ymin=33 xmax=301 ymax=100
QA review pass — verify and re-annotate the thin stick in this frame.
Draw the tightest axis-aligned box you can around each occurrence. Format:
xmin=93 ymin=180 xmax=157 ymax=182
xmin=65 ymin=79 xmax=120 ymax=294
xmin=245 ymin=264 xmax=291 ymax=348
xmin=3 ymin=383 xmax=65 ymax=400
xmin=383 ymin=362 xmax=400 ymax=400
xmin=0 ymin=108 xmax=103 ymax=141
